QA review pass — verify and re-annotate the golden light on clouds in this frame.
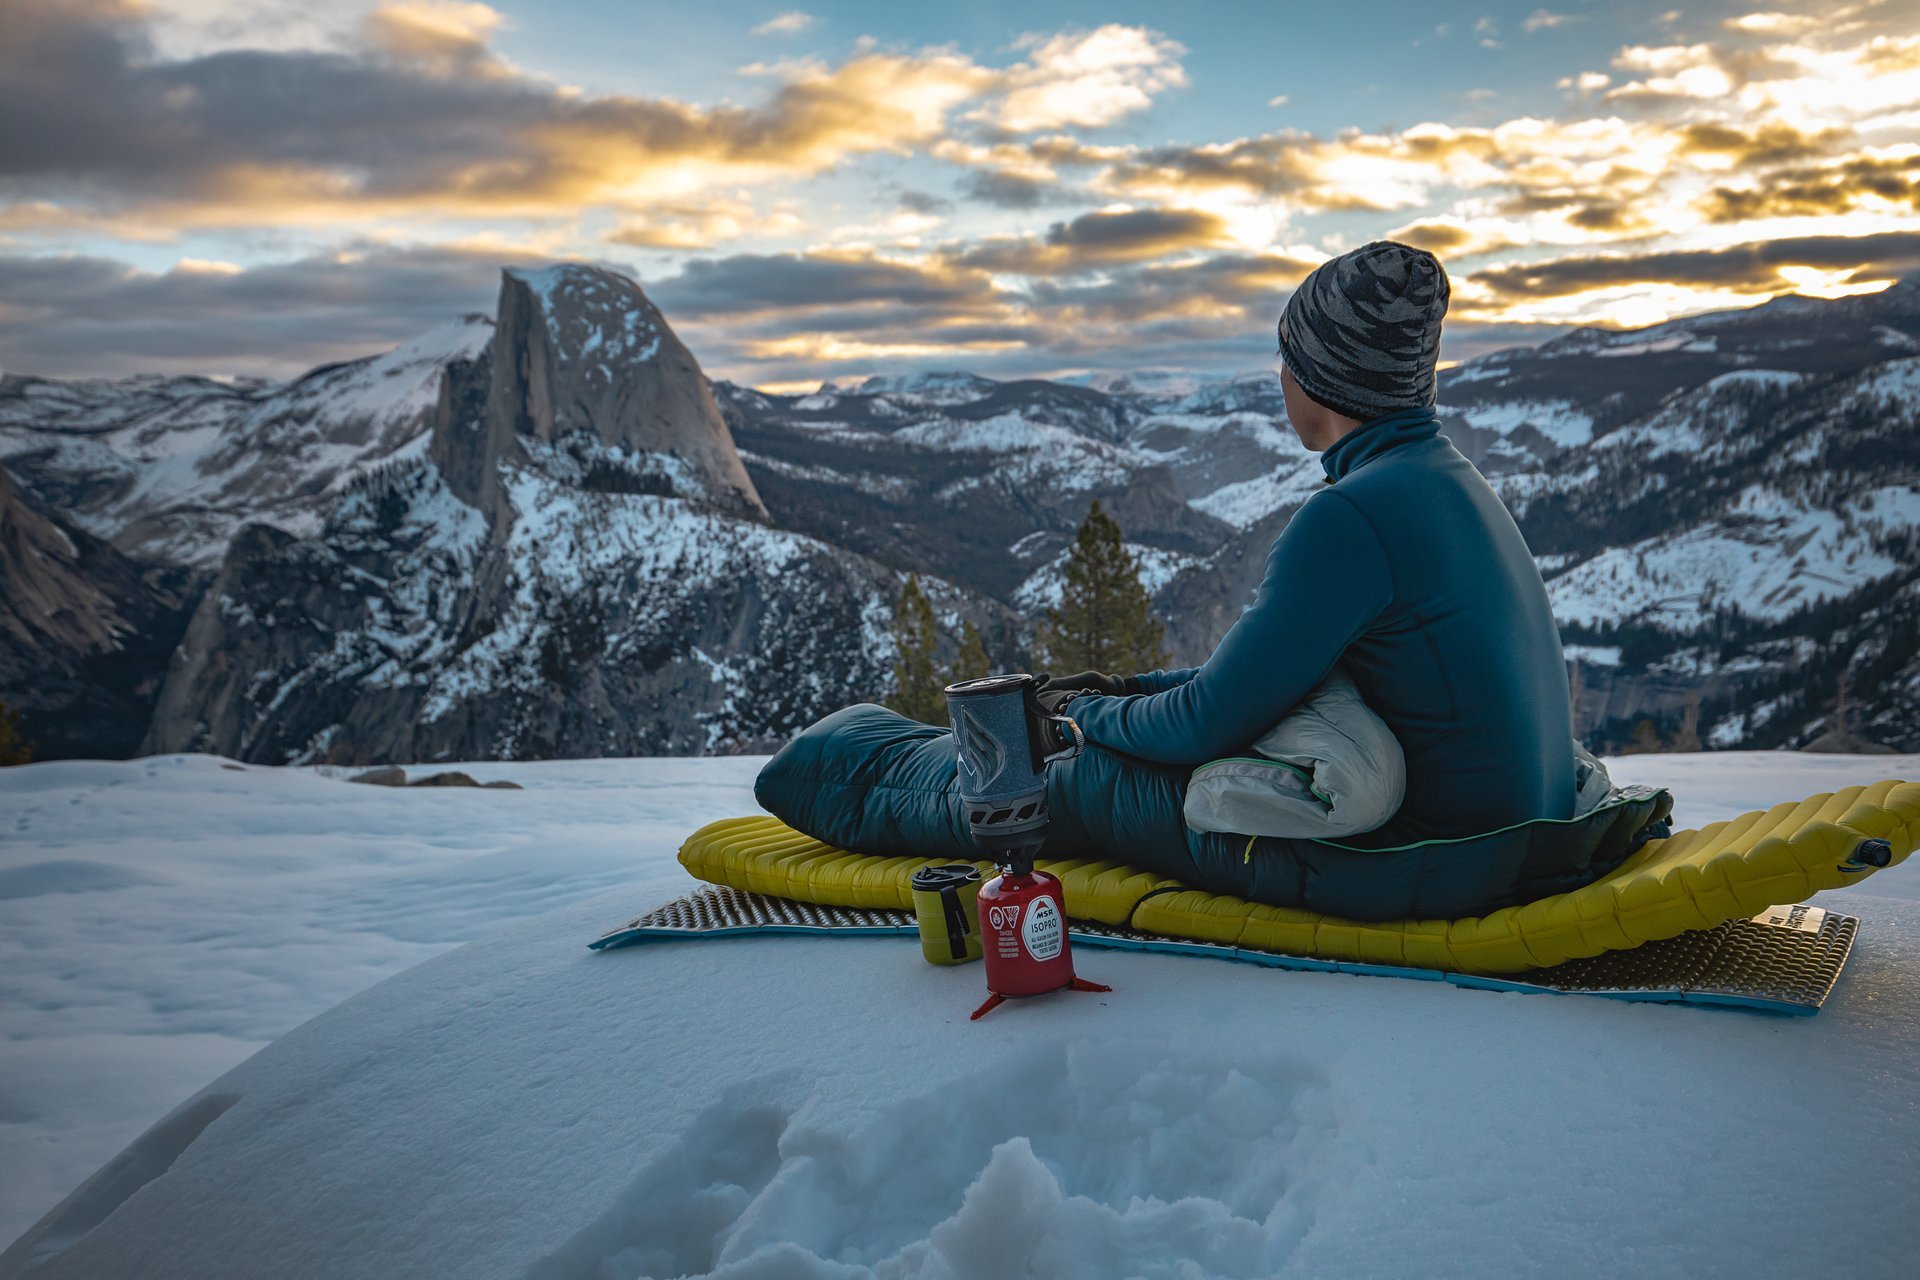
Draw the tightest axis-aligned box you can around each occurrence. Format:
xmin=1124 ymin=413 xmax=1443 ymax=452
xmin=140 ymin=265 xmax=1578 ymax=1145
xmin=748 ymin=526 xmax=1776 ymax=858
xmin=1773 ymin=264 xmax=1899 ymax=297
xmin=1608 ymin=43 xmax=1738 ymax=99
xmin=7 ymin=1 xmax=1920 ymax=381
xmin=1725 ymin=12 xmax=1827 ymax=37
xmin=1455 ymin=279 xmax=1773 ymax=329
xmin=362 ymin=1 xmax=509 ymax=70
xmin=751 ymin=11 xmax=816 ymax=38
xmin=989 ymin=26 xmax=1189 ymax=132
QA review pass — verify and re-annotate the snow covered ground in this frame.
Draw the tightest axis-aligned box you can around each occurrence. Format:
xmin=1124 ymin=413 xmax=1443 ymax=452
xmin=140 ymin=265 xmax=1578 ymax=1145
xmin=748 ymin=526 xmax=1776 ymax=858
xmin=0 ymin=755 xmax=762 ymax=1250
xmin=2 ymin=751 xmax=1918 ymax=1277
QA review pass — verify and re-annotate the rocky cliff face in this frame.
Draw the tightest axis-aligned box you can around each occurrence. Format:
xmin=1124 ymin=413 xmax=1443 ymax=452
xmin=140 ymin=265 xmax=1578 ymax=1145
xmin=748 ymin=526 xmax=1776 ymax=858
xmin=0 ymin=463 xmax=193 ymax=757
xmin=433 ymin=267 xmax=765 ymax=521
xmin=142 ymin=268 xmax=980 ymax=764
xmin=142 ymin=459 xmax=910 ymax=761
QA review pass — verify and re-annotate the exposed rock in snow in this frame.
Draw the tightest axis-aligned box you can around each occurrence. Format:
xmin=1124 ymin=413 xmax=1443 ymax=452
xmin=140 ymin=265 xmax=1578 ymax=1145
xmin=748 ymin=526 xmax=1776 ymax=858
xmin=716 ymin=379 xmax=1226 ymax=602
xmin=1449 ymin=398 xmax=1594 ymax=449
xmin=0 ymin=463 xmax=194 ymax=757
xmin=1546 ymin=484 xmax=1920 ymax=632
xmin=855 ymin=371 xmax=1001 ymax=404
xmin=431 ymin=267 xmax=764 ymax=521
xmin=141 ymin=454 xmax=905 ymax=763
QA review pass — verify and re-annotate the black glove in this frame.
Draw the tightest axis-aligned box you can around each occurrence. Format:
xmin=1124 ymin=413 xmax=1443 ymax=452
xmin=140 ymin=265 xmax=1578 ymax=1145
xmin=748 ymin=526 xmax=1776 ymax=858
xmin=1034 ymin=687 xmax=1079 ymax=717
xmin=1037 ymin=670 xmax=1130 ymax=697
xmin=1028 ymin=686 xmax=1084 ymax=757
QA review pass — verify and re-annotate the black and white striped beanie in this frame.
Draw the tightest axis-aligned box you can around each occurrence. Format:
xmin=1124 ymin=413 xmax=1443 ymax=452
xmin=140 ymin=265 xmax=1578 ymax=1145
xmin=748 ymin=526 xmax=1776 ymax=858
xmin=1276 ymin=241 xmax=1450 ymax=422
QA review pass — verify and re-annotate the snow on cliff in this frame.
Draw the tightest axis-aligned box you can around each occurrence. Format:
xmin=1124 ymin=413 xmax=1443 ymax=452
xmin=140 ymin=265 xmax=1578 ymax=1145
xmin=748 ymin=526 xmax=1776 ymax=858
xmin=0 ymin=318 xmax=494 ymax=567
xmin=1547 ymin=483 xmax=1920 ymax=632
xmin=3 ymin=752 xmax=1919 ymax=1277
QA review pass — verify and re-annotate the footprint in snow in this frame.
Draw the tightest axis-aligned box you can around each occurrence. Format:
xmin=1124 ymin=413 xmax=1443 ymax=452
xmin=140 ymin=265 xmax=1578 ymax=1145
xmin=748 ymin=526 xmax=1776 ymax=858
xmin=534 ymin=1041 xmax=1351 ymax=1280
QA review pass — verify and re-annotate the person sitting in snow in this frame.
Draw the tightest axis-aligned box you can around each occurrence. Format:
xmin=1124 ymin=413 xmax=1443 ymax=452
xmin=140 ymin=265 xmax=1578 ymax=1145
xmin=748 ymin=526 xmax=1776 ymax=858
xmin=759 ymin=242 xmax=1605 ymax=922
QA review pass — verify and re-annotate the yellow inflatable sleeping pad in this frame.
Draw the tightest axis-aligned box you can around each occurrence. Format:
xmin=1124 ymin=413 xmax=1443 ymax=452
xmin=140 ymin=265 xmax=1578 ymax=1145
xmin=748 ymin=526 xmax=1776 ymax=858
xmin=678 ymin=780 xmax=1919 ymax=975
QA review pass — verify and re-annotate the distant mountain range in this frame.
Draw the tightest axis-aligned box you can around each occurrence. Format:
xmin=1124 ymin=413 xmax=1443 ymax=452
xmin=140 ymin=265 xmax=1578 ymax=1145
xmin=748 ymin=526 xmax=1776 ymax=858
xmin=3 ymin=266 xmax=1916 ymax=762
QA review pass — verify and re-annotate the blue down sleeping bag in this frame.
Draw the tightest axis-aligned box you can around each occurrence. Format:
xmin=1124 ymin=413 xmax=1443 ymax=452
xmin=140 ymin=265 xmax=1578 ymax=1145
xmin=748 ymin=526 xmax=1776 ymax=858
xmin=753 ymin=703 xmax=1668 ymax=922
xmin=755 ymin=407 xmax=1669 ymax=921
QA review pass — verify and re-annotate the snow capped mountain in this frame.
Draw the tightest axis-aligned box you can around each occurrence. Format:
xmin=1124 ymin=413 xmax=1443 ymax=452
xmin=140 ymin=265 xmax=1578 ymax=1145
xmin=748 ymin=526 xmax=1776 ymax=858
xmin=435 ymin=266 xmax=766 ymax=522
xmin=3 ymin=270 xmax=1917 ymax=760
xmin=715 ymin=377 xmax=1227 ymax=602
xmin=854 ymin=370 xmax=1001 ymax=403
xmin=1545 ymin=484 xmax=1918 ymax=631
xmin=139 ymin=267 xmax=941 ymax=764
xmin=1159 ymin=279 xmax=1920 ymax=750
xmin=1012 ymin=541 xmax=1197 ymax=613
xmin=1127 ymin=393 xmax=1316 ymax=530
xmin=0 ymin=316 xmax=494 ymax=568
xmin=143 ymin=457 xmax=905 ymax=761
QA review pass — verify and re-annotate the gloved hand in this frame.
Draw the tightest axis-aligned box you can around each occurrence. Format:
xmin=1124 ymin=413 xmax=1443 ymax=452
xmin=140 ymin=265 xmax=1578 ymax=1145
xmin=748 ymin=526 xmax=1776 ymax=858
xmin=1028 ymin=686 xmax=1085 ymax=757
xmin=1037 ymin=670 xmax=1130 ymax=697
xmin=1034 ymin=687 xmax=1079 ymax=717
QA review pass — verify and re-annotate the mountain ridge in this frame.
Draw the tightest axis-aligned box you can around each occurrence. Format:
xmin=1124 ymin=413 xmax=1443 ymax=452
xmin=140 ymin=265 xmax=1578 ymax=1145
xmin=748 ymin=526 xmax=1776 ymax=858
xmin=3 ymin=268 xmax=1916 ymax=760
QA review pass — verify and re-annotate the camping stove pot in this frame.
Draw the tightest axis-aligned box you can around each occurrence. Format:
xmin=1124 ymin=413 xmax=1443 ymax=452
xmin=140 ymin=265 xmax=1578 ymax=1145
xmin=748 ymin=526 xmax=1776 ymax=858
xmin=944 ymin=673 xmax=1108 ymax=1019
xmin=944 ymin=673 xmax=1080 ymax=859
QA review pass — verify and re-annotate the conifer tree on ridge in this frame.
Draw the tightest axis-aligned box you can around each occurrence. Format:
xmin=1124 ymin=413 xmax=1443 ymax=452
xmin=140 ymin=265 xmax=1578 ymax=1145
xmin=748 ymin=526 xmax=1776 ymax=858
xmin=953 ymin=621 xmax=991 ymax=685
xmin=1038 ymin=499 xmax=1169 ymax=676
xmin=887 ymin=575 xmax=947 ymax=724
xmin=0 ymin=699 xmax=32 ymax=767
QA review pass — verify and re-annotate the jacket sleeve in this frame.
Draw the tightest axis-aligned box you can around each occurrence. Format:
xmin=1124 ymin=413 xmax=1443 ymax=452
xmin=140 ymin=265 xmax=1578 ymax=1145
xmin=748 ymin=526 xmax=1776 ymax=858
xmin=1068 ymin=491 xmax=1394 ymax=766
xmin=1127 ymin=667 xmax=1198 ymax=695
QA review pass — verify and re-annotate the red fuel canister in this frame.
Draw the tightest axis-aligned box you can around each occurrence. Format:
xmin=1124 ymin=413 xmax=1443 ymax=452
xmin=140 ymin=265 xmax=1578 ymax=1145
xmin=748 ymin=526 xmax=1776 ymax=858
xmin=971 ymin=867 xmax=1110 ymax=1019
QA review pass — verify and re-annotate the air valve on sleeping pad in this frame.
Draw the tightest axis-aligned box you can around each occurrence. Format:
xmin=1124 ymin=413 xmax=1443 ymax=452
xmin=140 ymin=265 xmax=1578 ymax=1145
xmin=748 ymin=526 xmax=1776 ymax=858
xmin=944 ymin=673 xmax=1111 ymax=1020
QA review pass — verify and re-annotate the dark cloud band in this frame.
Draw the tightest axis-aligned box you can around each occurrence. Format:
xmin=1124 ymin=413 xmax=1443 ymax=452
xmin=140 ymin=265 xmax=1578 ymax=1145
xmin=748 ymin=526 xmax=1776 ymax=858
xmin=1472 ymin=231 xmax=1920 ymax=298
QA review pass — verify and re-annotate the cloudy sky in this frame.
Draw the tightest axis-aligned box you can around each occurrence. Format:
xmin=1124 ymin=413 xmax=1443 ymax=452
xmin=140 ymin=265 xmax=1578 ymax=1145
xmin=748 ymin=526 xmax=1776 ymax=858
xmin=4 ymin=0 xmax=1919 ymax=387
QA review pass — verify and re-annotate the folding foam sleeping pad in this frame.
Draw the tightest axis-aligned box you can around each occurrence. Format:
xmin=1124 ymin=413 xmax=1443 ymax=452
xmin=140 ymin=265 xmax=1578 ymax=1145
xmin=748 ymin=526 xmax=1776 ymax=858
xmin=666 ymin=780 xmax=1919 ymax=977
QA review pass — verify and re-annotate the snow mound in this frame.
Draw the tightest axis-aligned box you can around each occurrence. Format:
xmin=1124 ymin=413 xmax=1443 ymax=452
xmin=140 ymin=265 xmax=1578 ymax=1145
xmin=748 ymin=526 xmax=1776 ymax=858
xmin=0 ymin=860 xmax=170 ymax=900
xmin=5 ymin=754 xmax=1920 ymax=1278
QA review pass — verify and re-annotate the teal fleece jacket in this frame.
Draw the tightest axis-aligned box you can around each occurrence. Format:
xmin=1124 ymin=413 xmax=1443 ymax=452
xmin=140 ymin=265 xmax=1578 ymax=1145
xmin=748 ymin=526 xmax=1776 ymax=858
xmin=1068 ymin=406 xmax=1574 ymax=844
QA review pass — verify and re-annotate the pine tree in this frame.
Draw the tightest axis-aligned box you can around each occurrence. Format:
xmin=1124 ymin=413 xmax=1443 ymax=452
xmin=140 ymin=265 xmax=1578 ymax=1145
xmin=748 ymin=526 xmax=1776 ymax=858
xmin=0 ymin=699 xmax=32 ymax=767
xmin=951 ymin=621 xmax=991 ymax=685
xmin=1038 ymin=499 xmax=1170 ymax=674
xmin=1671 ymin=692 xmax=1702 ymax=753
xmin=1624 ymin=717 xmax=1663 ymax=755
xmin=1567 ymin=656 xmax=1585 ymax=741
xmin=888 ymin=575 xmax=948 ymax=724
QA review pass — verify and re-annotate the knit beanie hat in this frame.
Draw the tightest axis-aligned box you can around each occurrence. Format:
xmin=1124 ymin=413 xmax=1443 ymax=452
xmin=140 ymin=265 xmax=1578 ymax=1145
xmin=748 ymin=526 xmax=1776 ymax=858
xmin=1276 ymin=241 xmax=1450 ymax=422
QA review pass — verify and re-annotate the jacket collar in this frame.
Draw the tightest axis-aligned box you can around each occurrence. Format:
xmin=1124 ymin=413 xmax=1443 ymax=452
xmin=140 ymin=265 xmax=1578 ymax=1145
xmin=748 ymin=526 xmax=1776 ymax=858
xmin=1320 ymin=406 xmax=1441 ymax=483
